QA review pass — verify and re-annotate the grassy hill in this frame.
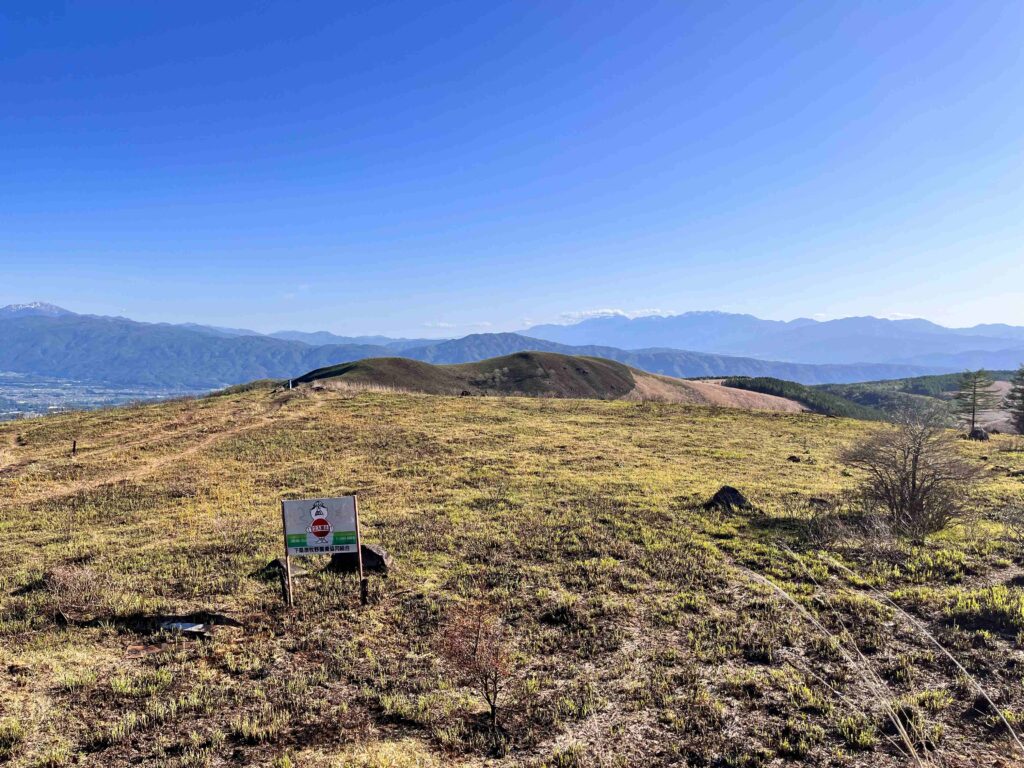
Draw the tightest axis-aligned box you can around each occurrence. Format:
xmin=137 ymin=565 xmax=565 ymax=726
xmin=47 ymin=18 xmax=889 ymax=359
xmin=295 ymin=352 xmax=639 ymax=399
xmin=1 ymin=387 xmax=1023 ymax=766
xmin=295 ymin=353 xmax=815 ymax=412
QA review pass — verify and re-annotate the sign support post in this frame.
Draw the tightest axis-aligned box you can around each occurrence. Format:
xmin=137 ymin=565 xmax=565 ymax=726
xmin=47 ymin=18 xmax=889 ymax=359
xmin=354 ymin=494 xmax=367 ymax=606
xmin=280 ymin=500 xmax=294 ymax=607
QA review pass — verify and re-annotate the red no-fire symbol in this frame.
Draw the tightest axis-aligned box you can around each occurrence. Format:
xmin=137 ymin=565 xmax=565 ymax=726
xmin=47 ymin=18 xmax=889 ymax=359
xmin=308 ymin=517 xmax=332 ymax=540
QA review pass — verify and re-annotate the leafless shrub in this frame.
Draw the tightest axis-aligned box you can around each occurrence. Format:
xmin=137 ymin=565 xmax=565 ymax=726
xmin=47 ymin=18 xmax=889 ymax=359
xmin=841 ymin=406 xmax=981 ymax=543
xmin=997 ymin=492 xmax=1024 ymax=545
xmin=782 ymin=496 xmax=844 ymax=549
xmin=436 ymin=600 xmax=515 ymax=734
xmin=44 ymin=565 xmax=105 ymax=622
xmin=789 ymin=494 xmax=894 ymax=556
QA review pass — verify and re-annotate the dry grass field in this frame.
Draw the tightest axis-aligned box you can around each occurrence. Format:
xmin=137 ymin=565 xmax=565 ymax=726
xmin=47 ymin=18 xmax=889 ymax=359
xmin=2 ymin=384 xmax=1024 ymax=767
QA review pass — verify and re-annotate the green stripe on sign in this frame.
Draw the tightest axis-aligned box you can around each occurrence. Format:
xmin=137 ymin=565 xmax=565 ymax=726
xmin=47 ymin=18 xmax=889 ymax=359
xmin=286 ymin=534 xmax=307 ymax=546
xmin=332 ymin=531 xmax=357 ymax=545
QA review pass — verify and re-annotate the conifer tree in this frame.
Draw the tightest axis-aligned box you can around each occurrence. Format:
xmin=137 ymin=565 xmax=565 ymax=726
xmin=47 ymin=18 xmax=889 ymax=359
xmin=954 ymin=369 xmax=1000 ymax=434
xmin=1005 ymin=364 xmax=1024 ymax=435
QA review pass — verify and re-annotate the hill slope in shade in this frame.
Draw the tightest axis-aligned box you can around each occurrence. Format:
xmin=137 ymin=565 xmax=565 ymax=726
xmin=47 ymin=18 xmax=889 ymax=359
xmin=296 ymin=353 xmax=638 ymax=399
xmin=296 ymin=352 xmax=809 ymax=412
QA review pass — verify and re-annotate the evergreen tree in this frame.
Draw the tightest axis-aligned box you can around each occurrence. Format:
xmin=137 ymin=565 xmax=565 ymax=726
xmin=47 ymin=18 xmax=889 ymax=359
xmin=1005 ymin=364 xmax=1024 ymax=435
xmin=954 ymin=369 xmax=1001 ymax=433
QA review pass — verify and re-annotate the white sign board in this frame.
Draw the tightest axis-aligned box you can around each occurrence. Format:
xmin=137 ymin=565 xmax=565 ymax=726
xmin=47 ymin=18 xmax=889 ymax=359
xmin=282 ymin=496 xmax=358 ymax=557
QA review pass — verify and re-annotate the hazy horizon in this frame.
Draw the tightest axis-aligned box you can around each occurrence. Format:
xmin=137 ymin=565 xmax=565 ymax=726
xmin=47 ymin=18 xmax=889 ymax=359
xmin=6 ymin=298 xmax=1024 ymax=339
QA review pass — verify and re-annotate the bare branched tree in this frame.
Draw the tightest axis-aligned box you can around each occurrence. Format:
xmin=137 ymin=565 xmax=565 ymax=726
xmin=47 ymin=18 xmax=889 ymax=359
xmin=998 ymin=491 xmax=1024 ymax=545
xmin=437 ymin=600 xmax=514 ymax=732
xmin=841 ymin=406 xmax=981 ymax=542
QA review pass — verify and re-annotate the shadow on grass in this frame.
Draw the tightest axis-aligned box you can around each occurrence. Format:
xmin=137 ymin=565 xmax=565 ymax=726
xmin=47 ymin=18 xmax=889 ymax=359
xmin=61 ymin=610 xmax=243 ymax=634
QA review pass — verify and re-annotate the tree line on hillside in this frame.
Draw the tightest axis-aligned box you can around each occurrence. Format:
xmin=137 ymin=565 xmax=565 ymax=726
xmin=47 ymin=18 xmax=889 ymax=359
xmin=720 ymin=377 xmax=885 ymax=420
xmin=724 ymin=365 xmax=1024 ymax=436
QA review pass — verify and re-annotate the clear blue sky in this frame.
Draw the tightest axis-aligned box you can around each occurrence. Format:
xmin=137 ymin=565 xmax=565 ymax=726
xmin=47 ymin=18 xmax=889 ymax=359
xmin=2 ymin=1 xmax=1022 ymax=336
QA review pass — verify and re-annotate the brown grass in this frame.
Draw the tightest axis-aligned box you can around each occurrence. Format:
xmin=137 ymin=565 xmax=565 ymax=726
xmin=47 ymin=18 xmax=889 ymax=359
xmin=1 ymin=386 xmax=1023 ymax=766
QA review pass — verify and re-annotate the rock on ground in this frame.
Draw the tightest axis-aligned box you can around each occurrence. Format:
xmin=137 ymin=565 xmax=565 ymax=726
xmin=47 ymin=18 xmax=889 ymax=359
xmin=328 ymin=544 xmax=393 ymax=574
xmin=704 ymin=486 xmax=753 ymax=513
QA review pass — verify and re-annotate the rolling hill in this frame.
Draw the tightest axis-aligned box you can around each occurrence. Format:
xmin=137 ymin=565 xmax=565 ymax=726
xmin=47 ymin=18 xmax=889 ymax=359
xmin=297 ymin=353 xmax=638 ymax=398
xmin=294 ymin=352 xmax=809 ymax=411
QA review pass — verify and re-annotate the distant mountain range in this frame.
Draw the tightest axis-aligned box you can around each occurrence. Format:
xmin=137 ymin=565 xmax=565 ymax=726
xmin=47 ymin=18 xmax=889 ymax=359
xmin=522 ymin=311 xmax=1024 ymax=367
xmin=2 ymin=303 xmax=1021 ymax=391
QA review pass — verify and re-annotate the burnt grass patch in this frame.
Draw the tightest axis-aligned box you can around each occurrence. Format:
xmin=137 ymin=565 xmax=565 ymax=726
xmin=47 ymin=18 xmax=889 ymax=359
xmin=2 ymin=389 xmax=1024 ymax=765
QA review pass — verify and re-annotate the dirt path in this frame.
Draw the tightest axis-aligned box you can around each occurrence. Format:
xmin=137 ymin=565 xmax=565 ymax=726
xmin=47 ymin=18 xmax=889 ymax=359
xmin=5 ymin=395 xmax=307 ymax=508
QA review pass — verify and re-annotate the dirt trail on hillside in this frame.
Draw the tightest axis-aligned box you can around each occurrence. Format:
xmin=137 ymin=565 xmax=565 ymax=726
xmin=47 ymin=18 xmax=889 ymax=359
xmin=626 ymin=373 xmax=808 ymax=412
xmin=7 ymin=395 xmax=306 ymax=507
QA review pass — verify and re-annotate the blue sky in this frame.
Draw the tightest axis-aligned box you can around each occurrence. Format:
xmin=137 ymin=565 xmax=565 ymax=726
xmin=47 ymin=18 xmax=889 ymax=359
xmin=2 ymin=1 xmax=1022 ymax=336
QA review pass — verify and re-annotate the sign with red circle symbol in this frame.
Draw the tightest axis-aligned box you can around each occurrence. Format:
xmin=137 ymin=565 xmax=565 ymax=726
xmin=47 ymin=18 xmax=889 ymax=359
xmin=283 ymin=497 xmax=358 ymax=558
xmin=309 ymin=517 xmax=331 ymax=540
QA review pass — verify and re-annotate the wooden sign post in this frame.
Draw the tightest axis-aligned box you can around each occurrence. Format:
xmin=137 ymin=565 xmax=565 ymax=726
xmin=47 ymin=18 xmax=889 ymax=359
xmin=354 ymin=494 xmax=367 ymax=606
xmin=280 ymin=495 xmax=363 ymax=607
xmin=280 ymin=500 xmax=295 ymax=607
